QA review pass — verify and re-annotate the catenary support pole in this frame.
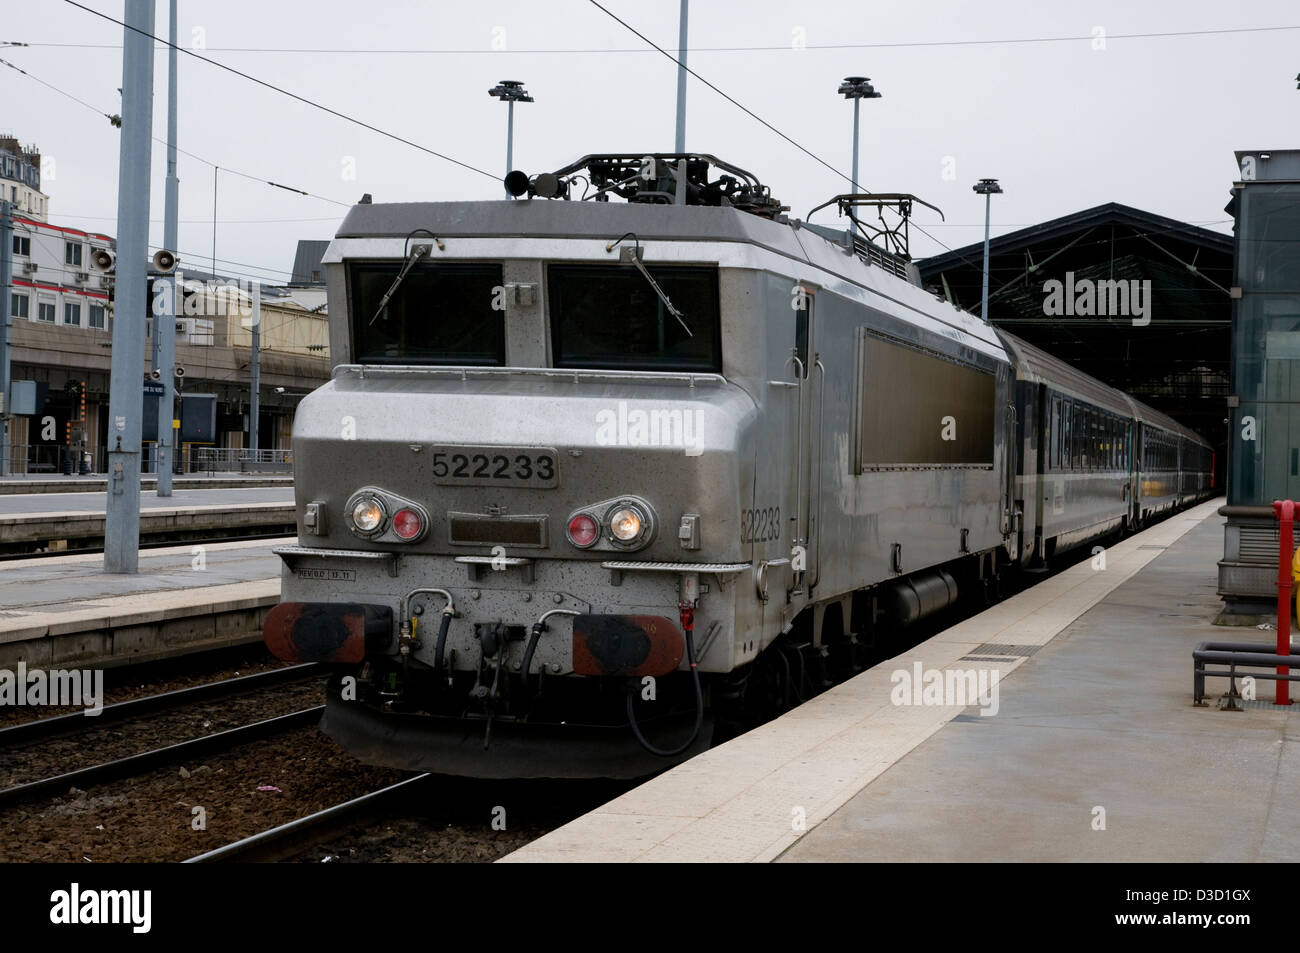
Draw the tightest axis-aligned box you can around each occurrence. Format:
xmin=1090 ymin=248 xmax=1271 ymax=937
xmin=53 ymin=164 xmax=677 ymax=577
xmin=0 ymin=200 xmax=12 ymax=477
xmin=674 ymin=0 xmax=688 ymax=153
xmin=157 ymin=0 xmax=178 ymax=496
xmin=249 ymin=282 xmax=260 ymax=453
xmin=103 ymin=0 xmax=156 ymax=573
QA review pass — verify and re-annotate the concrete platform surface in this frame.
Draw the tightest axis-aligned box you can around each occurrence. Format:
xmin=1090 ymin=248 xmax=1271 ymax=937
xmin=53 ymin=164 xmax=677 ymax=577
xmin=0 ymin=475 xmax=292 ymax=495
xmin=0 ymin=486 xmax=293 ymax=515
xmin=0 ymin=540 xmax=285 ymax=668
xmin=503 ymin=499 xmax=1265 ymax=863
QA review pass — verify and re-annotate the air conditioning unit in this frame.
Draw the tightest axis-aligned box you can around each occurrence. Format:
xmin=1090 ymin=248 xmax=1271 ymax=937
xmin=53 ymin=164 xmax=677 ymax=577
xmin=22 ymin=262 xmax=37 ymax=274
xmin=99 ymin=276 xmax=113 ymax=289
xmin=75 ymin=271 xmax=89 ymax=283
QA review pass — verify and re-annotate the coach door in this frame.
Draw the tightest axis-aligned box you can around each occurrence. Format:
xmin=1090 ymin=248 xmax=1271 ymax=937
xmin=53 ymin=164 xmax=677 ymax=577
xmin=1129 ymin=421 xmax=1142 ymax=527
xmin=791 ymin=283 xmax=821 ymax=595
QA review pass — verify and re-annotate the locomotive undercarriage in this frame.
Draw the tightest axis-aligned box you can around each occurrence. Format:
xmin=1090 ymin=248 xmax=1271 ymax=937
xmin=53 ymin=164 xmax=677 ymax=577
xmin=306 ymin=544 xmax=1022 ymax=777
xmin=323 ymin=658 xmax=714 ymax=779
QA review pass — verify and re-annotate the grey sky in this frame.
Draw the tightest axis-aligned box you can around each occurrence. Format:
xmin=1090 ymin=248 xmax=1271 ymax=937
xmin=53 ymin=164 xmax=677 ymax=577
xmin=4 ymin=0 xmax=1296 ymax=285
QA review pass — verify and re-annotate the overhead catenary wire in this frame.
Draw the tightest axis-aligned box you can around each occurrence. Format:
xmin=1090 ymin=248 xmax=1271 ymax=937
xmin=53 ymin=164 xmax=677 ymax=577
xmin=0 ymin=56 xmax=353 ymax=210
xmin=62 ymin=0 xmax=501 ymax=184
xmin=583 ymin=0 xmax=973 ymax=266
xmin=13 ymin=22 xmax=1300 ymax=54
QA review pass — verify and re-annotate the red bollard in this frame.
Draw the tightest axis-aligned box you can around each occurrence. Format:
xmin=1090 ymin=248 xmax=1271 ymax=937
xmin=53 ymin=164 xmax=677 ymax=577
xmin=1273 ymin=500 xmax=1294 ymax=706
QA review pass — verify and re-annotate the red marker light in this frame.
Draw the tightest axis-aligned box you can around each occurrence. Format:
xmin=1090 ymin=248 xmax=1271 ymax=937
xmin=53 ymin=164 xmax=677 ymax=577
xmin=392 ymin=508 xmax=423 ymax=540
xmin=568 ymin=513 xmax=600 ymax=548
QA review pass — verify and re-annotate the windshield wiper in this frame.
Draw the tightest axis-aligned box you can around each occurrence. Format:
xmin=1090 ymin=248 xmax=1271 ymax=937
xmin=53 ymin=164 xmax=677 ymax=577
xmin=368 ymin=242 xmax=432 ymax=326
xmin=605 ymin=233 xmax=692 ymax=338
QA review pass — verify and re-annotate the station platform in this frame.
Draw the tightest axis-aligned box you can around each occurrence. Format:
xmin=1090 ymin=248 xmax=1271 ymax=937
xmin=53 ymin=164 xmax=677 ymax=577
xmin=0 ymin=474 xmax=293 ymax=495
xmin=0 ymin=540 xmax=284 ymax=669
xmin=502 ymin=498 xmax=1293 ymax=863
xmin=0 ymin=486 xmax=295 ymax=551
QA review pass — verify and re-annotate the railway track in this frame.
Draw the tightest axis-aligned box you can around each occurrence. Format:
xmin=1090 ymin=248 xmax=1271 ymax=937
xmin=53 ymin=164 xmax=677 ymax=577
xmin=185 ymin=774 xmax=433 ymax=863
xmin=0 ymin=662 xmax=321 ymax=747
xmin=0 ymin=707 xmax=324 ymax=808
xmin=0 ymin=663 xmax=328 ymax=809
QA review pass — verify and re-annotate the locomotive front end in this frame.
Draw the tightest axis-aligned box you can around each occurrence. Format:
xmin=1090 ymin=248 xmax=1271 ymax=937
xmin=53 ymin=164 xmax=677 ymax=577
xmin=266 ymin=193 xmax=760 ymax=778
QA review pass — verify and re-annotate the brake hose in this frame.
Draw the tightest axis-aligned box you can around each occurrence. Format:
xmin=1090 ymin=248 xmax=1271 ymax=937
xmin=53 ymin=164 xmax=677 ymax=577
xmin=522 ymin=609 xmax=581 ymax=709
xmin=521 ymin=620 xmax=545 ymax=699
xmin=626 ymin=605 xmax=705 ymax=758
xmin=431 ymin=607 xmax=454 ymax=677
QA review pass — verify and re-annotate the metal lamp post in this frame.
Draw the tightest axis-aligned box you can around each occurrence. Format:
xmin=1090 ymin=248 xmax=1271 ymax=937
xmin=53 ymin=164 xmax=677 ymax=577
xmin=838 ymin=76 xmax=880 ymax=194
xmin=973 ymin=178 xmax=1003 ymax=323
xmin=488 ymin=81 xmax=534 ymax=198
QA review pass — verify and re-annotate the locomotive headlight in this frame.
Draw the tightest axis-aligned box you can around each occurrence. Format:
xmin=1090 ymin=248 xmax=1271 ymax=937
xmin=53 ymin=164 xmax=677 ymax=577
xmin=609 ymin=504 xmax=646 ymax=543
xmin=351 ymin=496 xmax=386 ymax=534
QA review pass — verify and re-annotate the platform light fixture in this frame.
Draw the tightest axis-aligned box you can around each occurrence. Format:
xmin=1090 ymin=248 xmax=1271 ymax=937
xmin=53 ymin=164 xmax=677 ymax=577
xmin=838 ymin=76 xmax=881 ymax=194
xmin=972 ymin=178 xmax=1003 ymax=324
xmin=488 ymin=80 xmax=534 ymax=200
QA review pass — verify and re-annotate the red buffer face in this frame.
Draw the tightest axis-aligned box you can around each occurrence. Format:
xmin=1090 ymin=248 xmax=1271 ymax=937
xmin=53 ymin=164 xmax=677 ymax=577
xmin=263 ymin=602 xmax=392 ymax=664
xmin=572 ymin=615 xmax=684 ymax=677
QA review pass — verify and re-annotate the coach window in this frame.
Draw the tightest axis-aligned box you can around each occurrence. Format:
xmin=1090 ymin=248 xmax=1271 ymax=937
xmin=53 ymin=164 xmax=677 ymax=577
xmin=1085 ymin=410 xmax=1093 ymax=470
xmin=548 ymin=264 xmax=720 ymax=372
xmin=1045 ymin=395 xmax=1055 ymax=468
xmin=1082 ymin=409 xmax=1090 ymax=468
xmin=1077 ymin=407 xmax=1087 ymax=469
xmin=349 ymin=261 xmax=505 ymax=365
xmin=1061 ymin=401 xmax=1072 ymax=469
xmin=1093 ymin=412 xmax=1102 ymax=470
xmin=1088 ymin=410 xmax=1096 ymax=469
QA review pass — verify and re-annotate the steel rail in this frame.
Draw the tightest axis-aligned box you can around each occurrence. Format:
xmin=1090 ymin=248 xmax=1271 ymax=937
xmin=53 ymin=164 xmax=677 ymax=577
xmin=0 ymin=706 xmax=323 ymax=808
xmin=184 ymin=773 xmax=433 ymax=863
xmin=0 ymin=663 xmax=323 ymax=747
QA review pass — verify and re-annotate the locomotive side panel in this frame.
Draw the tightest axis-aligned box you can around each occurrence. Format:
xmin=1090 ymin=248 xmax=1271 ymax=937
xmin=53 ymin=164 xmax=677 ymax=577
xmin=819 ymin=292 xmax=1013 ymax=595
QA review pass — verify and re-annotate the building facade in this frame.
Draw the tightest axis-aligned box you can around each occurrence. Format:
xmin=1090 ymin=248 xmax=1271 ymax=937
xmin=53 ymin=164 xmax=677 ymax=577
xmin=0 ymin=136 xmax=49 ymax=222
xmin=1 ymin=135 xmax=333 ymax=473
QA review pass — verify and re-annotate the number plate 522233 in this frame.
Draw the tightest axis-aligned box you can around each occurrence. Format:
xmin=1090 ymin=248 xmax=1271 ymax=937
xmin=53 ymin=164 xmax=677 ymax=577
xmin=430 ymin=447 xmax=558 ymax=489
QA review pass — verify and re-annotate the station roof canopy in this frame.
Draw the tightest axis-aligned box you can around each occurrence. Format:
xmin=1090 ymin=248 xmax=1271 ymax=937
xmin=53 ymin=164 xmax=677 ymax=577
xmin=917 ymin=202 xmax=1233 ymax=447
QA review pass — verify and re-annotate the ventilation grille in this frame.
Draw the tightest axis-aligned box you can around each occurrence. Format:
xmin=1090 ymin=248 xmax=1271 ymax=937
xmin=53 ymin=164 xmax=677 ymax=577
xmin=1240 ymin=524 xmax=1288 ymax=563
xmin=959 ymin=643 xmax=1040 ymax=661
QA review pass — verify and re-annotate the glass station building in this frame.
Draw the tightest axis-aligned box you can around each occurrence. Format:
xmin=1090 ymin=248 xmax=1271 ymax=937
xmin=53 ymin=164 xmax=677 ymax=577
xmin=1219 ymin=149 xmax=1300 ymax=615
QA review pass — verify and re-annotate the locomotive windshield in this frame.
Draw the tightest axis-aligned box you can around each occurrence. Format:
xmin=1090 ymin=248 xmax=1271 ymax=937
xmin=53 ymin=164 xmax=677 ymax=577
xmin=548 ymin=264 xmax=721 ymax=372
xmin=349 ymin=261 xmax=505 ymax=364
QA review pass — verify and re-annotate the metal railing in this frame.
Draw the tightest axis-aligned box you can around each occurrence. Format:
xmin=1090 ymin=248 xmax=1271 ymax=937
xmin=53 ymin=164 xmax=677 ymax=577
xmin=194 ymin=447 xmax=293 ymax=474
xmin=1195 ymin=498 xmax=1299 ymax=708
xmin=0 ymin=445 xmax=290 ymax=478
xmin=1 ymin=444 xmax=97 ymax=476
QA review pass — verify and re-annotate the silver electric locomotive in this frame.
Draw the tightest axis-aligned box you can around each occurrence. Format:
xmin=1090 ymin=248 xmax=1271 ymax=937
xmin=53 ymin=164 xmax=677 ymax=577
xmin=263 ymin=154 xmax=1213 ymax=778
